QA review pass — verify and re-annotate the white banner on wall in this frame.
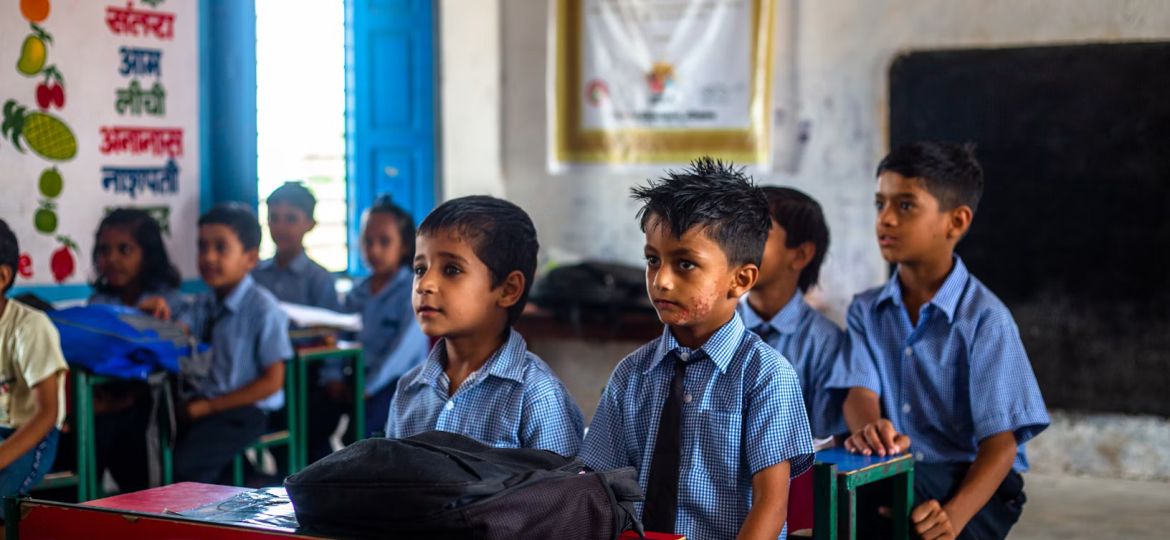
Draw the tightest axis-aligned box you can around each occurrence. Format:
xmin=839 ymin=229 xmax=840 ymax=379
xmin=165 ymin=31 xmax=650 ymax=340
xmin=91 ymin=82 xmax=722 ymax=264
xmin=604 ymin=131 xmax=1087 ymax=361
xmin=549 ymin=0 xmax=774 ymax=171
xmin=0 ymin=0 xmax=199 ymax=288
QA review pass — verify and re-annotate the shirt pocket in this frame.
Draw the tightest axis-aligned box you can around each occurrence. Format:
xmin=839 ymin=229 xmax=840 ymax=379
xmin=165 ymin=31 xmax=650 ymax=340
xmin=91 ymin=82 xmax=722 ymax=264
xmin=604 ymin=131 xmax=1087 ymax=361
xmin=687 ymin=409 xmax=742 ymax=482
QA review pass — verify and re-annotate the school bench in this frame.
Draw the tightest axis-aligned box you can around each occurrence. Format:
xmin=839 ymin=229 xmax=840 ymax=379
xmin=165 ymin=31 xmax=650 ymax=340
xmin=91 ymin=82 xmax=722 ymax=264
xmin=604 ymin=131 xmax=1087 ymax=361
xmin=813 ymin=447 xmax=915 ymax=540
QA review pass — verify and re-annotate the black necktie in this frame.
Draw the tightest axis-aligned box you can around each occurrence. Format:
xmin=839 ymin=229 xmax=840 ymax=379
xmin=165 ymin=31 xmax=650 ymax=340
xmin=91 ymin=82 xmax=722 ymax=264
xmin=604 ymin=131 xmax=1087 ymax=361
xmin=753 ymin=323 xmax=777 ymax=344
xmin=642 ymin=349 xmax=699 ymax=533
xmin=201 ymin=306 xmax=225 ymax=344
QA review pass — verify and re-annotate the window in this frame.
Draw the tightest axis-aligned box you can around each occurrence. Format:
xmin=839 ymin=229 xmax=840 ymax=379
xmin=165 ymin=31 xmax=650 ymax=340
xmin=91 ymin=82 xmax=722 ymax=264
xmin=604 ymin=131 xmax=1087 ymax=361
xmin=255 ymin=0 xmax=347 ymax=272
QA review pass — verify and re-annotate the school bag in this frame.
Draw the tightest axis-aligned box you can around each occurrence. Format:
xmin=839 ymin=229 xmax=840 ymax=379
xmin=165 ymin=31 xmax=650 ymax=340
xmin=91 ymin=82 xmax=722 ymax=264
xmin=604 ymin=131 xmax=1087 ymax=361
xmin=284 ymin=431 xmax=645 ymax=540
xmin=47 ymin=304 xmax=210 ymax=381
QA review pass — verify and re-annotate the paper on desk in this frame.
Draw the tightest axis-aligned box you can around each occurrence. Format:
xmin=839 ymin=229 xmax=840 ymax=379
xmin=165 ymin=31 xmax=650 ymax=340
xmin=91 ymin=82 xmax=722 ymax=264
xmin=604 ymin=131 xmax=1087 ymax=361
xmin=813 ymin=436 xmax=836 ymax=452
xmin=279 ymin=302 xmax=362 ymax=332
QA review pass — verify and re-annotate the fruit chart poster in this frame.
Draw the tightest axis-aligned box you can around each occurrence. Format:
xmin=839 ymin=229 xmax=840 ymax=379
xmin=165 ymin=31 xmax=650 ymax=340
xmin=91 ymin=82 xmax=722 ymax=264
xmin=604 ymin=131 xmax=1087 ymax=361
xmin=0 ymin=0 xmax=199 ymax=288
xmin=549 ymin=0 xmax=774 ymax=170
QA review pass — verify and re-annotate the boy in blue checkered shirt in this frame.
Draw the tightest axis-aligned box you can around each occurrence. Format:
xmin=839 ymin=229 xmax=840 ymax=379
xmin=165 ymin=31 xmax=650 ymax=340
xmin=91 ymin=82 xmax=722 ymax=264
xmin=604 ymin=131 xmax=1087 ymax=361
xmin=383 ymin=196 xmax=584 ymax=457
xmin=580 ymin=159 xmax=815 ymax=540
xmin=826 ymin=142 xmax=1050 ymax=540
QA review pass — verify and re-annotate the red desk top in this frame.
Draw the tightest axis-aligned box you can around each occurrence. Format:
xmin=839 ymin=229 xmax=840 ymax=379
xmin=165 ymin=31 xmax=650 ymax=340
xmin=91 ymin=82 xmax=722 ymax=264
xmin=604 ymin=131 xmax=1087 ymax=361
xmin=84 ymin=481 xmax=250 ymax=514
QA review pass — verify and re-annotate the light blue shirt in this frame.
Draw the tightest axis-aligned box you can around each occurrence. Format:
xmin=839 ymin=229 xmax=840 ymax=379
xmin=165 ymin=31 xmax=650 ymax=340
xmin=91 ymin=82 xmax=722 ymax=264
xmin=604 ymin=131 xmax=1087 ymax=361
xmin=251 ymin=252 xmax=339 ymax=310
xmin=385 ymin=329 xmax=585 ymax=457
xmin=178 ymin=275 xmax=293 ymax=411
xmin=738 ymin=290 xmax=846 ymax=438
xmin=580 ymin=312 xmax=814 ymax=540
xmin=335 ymin=267 xmax=428 ymax=395
xmin=825 ymin=256 xmax=1050 ymax=471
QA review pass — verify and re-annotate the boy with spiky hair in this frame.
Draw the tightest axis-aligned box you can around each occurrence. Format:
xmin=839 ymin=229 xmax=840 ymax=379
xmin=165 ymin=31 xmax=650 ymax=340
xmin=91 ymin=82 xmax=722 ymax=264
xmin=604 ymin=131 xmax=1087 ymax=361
xmin=580 ymin=158 xmax=814 ymax=539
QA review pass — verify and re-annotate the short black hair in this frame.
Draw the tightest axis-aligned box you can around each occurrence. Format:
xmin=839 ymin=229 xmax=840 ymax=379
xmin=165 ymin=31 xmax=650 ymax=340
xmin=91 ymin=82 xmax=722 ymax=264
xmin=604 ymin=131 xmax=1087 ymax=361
xmin=92 ymin=208 xmax=182 ymax=295
xmin=876 ymin=142 xmax=984 ymax=214
xmin=0 ymin=219 xmax=18 ymax=293
xmin=266 ymin=181 xmax=317 ymax=220
xmin=417 ymin=196 xmax=538 ymax=327
xmin=198 ymin=202 xmax=262 ymax=251
xmin=366 ymin=194 xmax=416 ymax=268
xmin=761 ymin=187 xmax=830 ymax=293
xmin=631 ymin=157 xmax=771 ymax=266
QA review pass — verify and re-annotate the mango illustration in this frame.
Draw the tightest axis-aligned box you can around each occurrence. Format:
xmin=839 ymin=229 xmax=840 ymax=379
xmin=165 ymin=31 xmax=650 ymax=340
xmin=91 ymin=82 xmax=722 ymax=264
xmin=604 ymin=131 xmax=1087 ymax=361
xmin=16 ymin=25 xmax=52 ymax=77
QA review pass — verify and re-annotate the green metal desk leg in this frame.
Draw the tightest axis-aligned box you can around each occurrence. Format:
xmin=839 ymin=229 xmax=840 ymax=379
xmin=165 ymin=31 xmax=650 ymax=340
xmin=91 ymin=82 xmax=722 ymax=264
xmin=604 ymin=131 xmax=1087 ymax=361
xmin=75 ymin=370 xmax=93 ymax=502
xmin=296 ymin=355 xmax=307 ymax=472
xmin=892 ymin=467 xmax=914 ymax=540
xmin=813 ymin=463 xmax=838 ymax=540
xmin=285 ymin=364 xmax=299 ymax=474
xmin=352 ymin=351 xmax=365 ymax=440
xmin=838 ymin=483 xmax=857 ymax=540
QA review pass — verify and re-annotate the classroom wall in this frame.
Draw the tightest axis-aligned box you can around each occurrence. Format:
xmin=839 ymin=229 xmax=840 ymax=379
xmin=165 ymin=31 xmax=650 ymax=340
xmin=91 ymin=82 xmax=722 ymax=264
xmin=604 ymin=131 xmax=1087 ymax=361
xmin=440 ymin=0 xmax=1170 ymax=324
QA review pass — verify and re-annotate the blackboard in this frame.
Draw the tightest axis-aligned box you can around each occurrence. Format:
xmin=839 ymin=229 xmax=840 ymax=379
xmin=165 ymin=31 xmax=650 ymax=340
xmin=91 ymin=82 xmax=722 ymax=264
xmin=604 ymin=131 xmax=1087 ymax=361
xmin=889 ymin=42 xmax=1170 ymax=416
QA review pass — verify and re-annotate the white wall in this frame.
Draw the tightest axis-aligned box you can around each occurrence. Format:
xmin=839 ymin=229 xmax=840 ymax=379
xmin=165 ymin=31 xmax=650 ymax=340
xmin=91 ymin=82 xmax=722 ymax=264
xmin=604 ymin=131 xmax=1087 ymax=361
xmin=442 ymin=0 xmax=1170 ymax=322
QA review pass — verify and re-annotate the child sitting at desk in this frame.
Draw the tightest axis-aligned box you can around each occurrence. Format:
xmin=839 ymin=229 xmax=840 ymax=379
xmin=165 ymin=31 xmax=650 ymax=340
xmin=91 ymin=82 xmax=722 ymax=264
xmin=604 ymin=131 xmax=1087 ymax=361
xmin=252 ymin=181 xmax=339 ymax=310
xmin=0 ymin=219 xmax=68 ymax=519
xmin=384 ymin=196 xmax=584 ymax=456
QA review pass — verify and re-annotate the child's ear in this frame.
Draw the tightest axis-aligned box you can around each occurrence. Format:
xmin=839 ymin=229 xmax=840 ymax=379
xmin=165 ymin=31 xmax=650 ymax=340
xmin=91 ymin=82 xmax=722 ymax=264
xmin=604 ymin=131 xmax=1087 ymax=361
xmin=0 ymin=264 xmax=12 ymax=292
xmin=244 ymin=248 xmax=260 ymax=270
xmin=946 ymin=205 xmax=974 ymax=240
xmin=496 ymin=270 xmax=526 ymax=309
xmin=792 ymin=241 xmax=816 ymax=271
xmin=728 ymin=263 xmax=759 ymax=298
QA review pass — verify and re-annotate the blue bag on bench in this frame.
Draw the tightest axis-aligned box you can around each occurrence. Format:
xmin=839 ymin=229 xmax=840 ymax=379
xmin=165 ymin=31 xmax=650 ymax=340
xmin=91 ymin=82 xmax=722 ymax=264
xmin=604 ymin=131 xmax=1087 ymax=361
xmin=47 ymin=305 xmax=200 ymax=380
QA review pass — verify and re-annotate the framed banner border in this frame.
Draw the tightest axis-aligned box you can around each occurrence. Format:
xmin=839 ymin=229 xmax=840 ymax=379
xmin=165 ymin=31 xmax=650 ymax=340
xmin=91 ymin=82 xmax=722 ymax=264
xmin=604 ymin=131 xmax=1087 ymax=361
xmin=552 ymin=0 xmax=775 ymax=165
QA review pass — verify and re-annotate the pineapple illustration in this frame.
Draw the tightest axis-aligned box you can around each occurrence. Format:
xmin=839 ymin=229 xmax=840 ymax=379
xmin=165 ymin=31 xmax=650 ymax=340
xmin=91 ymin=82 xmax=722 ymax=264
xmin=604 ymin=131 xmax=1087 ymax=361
xmin=2 ymin=99 xmax=77 ymax=161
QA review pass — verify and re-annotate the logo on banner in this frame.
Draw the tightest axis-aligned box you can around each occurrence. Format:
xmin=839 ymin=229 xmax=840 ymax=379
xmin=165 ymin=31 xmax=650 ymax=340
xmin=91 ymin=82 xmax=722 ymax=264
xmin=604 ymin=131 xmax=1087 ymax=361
xmin=646 ymin=62 xmax=675 ymax=104
xmin=585 ymin=79 xmax=609 ymax=107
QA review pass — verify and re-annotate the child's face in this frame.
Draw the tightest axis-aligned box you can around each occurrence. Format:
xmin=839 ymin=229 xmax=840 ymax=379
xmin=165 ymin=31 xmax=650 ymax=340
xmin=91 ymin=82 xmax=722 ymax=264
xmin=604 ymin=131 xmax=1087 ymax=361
xmin=197 ymin=224 xmax=258 ymax=294
xmin=874 ymin=172 xmax=965 ymax=264
xmin=643 ymin=219 xmax=755 ymax=336
xmin=95 ymin=225 xmax=144 ymax=289
xmin=412 ymin=230 xmax=512 ymax=338
xmin=362 ymin=212 xmax=404 ymax=275
xmin=267 ymin=202 xmax=314 ymax=255
xmin=755 ymin=220 xmax=803 ymax=291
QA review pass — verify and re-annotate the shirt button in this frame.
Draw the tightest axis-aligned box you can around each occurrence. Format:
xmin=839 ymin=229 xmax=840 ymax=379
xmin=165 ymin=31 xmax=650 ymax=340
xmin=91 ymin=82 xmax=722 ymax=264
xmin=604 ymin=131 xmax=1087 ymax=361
xmin=684 ymin=394 xmax=693 ymax=404
xmin=915 ymin=452 xmax=925 ymax=461
xmin=444 ymin=401 xmax=455 ymax=411
xmin=679 ymin=351 xmax=691 ymax=361
xmin=904 ymin=347 xmax=914 ymax=357
xmin=902 ymin=403 xmax=912 ymax=414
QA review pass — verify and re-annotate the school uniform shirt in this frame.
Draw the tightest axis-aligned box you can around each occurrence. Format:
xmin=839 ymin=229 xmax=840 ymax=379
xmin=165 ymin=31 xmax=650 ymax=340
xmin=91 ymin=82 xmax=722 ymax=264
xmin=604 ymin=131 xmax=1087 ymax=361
xmin=178 ymin=275 xmax=294 ymax=411
xmin=251 ymin=252 xmax=340 ymax=310
xmin=329 ymin=267 xmax=428 ymax=395
xmin=0 ymin=299 xmax=68 ymax=428
xmin=385 ymin=329 xmax=585 ymax=457
xmin=824 ymin=256 xmax=1050 ymax=471
xmin=579 ymin=312 xmax=815 ymax=540
xmin=738 ymin=290 xmax=846 ymax=438
xmin=89 ymin=286 xmax=188 ymax=320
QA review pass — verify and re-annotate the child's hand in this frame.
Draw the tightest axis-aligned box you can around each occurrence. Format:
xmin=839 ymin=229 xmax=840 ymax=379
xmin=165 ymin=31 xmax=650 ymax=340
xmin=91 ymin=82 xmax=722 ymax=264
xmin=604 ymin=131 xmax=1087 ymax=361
xmin=911 ymin=499 xmax=955 ymax=540
xmin=186 ymin=399 xmax=213 ymax=420
xmin=844 ymin=418 xmax=911 ymax=457
xmin=138 ymin=296 xmax=172 ymax=320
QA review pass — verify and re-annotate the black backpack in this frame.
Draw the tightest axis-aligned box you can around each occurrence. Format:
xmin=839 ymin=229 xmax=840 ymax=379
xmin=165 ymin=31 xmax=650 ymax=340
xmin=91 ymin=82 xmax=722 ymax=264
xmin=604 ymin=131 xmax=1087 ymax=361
xmin=284 ymin=431 xmax=645 ymax=539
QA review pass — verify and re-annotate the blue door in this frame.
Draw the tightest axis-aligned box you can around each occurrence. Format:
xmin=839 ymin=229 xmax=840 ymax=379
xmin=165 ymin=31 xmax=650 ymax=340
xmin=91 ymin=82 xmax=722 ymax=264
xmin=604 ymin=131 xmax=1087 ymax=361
xmin=346 ymin=0 xmax=437 ymax=273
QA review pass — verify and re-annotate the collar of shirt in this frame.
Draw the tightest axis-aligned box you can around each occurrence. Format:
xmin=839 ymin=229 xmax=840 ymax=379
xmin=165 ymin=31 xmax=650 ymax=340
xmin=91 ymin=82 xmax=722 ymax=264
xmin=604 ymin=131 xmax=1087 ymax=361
xmin=353 ymin=266 xmax=413 ymax=303
xmin=215 ymin=274 xmax=256 ymax=314
xmin=646 ymin=311 xmax=746 ymax=376
xmin=738 ymin=289 xmax=806 ymax=336
xmin=259 ymin=251 xmax=310 ymax=275
xmin=407 ymin=328 xmax=529 ymax=392
xmin=875 ymin=256 xmax=969 ymax=324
